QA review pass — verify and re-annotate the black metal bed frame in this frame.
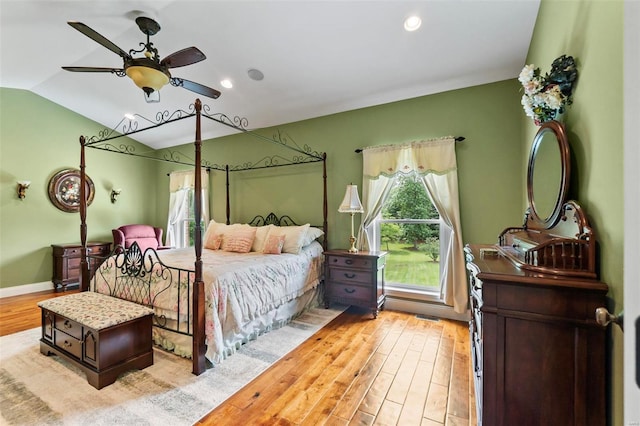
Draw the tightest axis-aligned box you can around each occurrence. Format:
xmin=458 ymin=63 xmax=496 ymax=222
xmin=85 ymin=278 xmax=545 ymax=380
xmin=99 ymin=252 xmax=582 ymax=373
xmin=78 ymin=99 xmax=328 ymax=375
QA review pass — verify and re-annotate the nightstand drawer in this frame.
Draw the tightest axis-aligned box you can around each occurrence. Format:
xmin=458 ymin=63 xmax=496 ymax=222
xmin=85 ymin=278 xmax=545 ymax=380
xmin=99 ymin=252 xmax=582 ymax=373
xmin=89 ymin=245 xmax=110 ymax=255
xmin=328 ymin=267 xmax=371 ymax=285
xmin=326 ymin=255 xmax=375 ymax=270
xmin=328 ymin=282 xmax=370 ymax=302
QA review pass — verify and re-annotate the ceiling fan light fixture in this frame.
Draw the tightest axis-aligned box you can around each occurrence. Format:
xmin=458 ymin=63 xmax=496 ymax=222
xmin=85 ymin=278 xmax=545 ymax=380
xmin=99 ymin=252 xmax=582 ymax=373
xmin=125 ymin=59 xmax=170 ymax=92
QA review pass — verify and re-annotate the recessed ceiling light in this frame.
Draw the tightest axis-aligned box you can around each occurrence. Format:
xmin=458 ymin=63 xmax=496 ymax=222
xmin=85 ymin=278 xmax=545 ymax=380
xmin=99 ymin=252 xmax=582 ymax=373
xmin=220 ymin=79 xmax=233 ymax=89
xmin=404 ymin=16 xmax=422 ymax=32
xmin=247 ymin=68 xmax=264 ymax=81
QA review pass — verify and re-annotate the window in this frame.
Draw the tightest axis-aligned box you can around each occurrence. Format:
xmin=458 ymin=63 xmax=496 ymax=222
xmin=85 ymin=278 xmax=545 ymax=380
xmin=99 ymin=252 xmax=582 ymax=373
xmin=359 ymin=138 xmax=467 ymax=313
xmin=376 ymin=173 xmax=443 ymax=294
xmin=176 ymin=189 xmax=205 ymax=248
xmin=167 ymin=170 xmax=209 ymax=249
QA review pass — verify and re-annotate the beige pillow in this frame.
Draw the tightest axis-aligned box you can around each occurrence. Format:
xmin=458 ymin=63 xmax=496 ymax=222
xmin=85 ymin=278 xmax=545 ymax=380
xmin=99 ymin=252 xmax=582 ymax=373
xmin=251 ymin=224 xmax=274 ymax=252
xmin=221 ymin=224 xmax=257 ymax=253
xmin=271 ymin=224 xmax=310 ymax=254
xmin=204 ymin=220 xmax=228 ymax=249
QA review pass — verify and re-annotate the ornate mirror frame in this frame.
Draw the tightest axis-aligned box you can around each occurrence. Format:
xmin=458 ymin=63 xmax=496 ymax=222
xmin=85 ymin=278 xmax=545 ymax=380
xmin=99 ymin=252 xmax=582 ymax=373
xmin=497 ymin=119 xmax=597 ymax=278
xmin=525 ymin=120 xmax=571 ymax=230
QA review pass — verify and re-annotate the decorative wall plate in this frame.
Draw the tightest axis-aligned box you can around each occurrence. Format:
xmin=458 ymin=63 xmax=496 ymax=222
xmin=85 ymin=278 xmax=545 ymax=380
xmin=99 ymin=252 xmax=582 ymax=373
xmin=48 ymin=169 xmax=95 ymax=212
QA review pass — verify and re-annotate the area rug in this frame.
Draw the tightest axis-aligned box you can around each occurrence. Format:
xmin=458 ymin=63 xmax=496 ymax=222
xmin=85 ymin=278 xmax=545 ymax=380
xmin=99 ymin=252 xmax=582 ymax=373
xmin=0 ymin=305 xmax=346 ymax=426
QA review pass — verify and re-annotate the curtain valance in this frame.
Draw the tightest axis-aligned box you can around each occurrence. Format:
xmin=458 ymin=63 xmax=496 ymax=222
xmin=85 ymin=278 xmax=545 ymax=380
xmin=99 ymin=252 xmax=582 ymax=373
xmin=362 ymin=137 xmax=456 ymax=178
xmin=169 ymin=169 xmax=209 ymax=192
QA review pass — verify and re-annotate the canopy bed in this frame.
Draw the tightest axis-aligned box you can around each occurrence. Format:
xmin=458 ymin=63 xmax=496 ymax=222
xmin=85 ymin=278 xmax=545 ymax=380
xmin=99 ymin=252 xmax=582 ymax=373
xmin=77 ymin=99 xmax=328 ymax=375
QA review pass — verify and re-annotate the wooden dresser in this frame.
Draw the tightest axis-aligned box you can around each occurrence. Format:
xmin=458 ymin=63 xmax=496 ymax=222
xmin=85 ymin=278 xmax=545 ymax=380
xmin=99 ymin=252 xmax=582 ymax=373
xmin=324 ymin=250 xmax=387 ymax=318
xmin=51 ymin=242 xmax=111 ymax=290
xmin=465 ymin=244 xmax=608 ymax=425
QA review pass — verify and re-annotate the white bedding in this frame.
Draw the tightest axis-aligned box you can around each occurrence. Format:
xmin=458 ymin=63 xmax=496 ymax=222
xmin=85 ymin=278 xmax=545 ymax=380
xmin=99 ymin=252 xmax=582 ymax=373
xmin=91 ymin=241 xmax=324 ymax=363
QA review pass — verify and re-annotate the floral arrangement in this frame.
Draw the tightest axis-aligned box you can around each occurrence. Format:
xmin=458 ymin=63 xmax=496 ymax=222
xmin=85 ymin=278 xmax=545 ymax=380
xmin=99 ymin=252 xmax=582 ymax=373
xmin=519 ymin=55 xmax=578 ymax=125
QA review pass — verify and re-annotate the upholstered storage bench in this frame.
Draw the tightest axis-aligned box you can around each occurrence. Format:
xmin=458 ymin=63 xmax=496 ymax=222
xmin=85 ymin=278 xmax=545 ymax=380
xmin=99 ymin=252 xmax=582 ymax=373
xmin=38 ymin=291 xmax=154 ymax=389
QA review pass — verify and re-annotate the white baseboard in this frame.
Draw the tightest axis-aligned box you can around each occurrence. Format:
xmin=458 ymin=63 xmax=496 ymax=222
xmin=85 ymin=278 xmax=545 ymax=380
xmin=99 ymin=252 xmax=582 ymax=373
xmin=0 ymin=282 xmax=54 ymax=298
xmin=385 ymin=296 xmax=470 ymax=322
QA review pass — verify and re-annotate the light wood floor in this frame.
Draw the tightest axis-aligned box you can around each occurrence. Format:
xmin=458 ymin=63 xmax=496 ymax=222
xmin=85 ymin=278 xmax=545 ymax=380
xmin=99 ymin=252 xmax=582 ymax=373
xmin=0 ymin=290 xmax=476 ymax=426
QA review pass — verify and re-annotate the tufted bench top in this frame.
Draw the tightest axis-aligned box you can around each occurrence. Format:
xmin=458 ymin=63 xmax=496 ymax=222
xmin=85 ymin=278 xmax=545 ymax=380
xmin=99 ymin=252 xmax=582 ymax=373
xmin=38 ymin=291 xmax=154 ymax=330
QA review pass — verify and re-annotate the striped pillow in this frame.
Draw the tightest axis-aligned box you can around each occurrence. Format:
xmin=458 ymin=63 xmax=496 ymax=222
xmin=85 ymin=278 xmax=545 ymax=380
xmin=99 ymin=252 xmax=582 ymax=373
xmin=221 ymin=225 xmax=257 ymax=253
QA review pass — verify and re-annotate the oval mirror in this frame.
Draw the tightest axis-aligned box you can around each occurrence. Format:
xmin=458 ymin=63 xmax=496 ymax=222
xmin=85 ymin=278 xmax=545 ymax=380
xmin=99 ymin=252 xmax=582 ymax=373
xmin=526 ymin=121 xmax=570 ymax=229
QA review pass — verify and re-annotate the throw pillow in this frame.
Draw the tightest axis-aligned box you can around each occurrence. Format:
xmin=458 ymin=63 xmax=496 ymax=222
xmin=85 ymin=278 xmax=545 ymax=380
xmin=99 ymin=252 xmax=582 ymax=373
xmin=262 ymin=234 xmax=285 ymax=254
xmin=221 ymin=224 xmax=257 ymax=253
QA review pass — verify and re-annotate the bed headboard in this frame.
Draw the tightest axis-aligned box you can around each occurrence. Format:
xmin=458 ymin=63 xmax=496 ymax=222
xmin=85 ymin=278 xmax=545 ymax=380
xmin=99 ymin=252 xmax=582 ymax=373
xmin=248 ymin=212 xmax=299 ymax=227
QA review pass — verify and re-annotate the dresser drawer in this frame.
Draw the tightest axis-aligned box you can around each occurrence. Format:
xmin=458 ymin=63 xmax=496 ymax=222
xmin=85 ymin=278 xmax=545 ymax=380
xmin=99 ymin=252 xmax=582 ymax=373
xmin=326 ymin=255 xmax=376 ymax=270
xmin=54 ymin=330 xmax=83 ymax=359
xmin=328 ymin=267 xmax=372 ymax=285
xmin=55 ymin=315 xmax=83 ymax=340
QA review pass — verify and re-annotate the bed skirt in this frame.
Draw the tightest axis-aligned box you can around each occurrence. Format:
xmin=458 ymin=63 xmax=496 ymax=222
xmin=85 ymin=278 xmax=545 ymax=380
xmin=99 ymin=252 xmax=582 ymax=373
xmin=152 ymin=283 xmax=324 ymax=364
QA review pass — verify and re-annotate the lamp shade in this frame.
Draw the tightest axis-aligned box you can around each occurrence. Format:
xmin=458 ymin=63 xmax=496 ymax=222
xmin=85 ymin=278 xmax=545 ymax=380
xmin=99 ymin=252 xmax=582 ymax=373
xmin=338 ymin=184 xmax=364 ymax=213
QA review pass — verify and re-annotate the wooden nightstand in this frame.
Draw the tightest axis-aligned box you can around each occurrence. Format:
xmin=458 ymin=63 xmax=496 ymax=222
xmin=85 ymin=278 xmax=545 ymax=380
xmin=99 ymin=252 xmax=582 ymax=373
xmin=51 ymin=242 xmax=112 ymax=291
xmin=324 ymin=250 xmax=387 ymax=318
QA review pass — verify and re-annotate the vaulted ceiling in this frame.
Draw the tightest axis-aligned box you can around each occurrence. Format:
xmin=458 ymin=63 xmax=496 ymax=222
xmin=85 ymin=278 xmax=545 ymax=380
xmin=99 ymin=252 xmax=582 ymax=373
xmin=0 ymin=1 xmax=540 ymax=149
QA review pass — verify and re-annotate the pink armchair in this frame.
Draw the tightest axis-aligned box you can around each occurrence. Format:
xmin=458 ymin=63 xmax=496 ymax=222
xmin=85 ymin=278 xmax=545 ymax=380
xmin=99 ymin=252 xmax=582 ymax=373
xmin=112 ymin=224 xmax=169 ymax=252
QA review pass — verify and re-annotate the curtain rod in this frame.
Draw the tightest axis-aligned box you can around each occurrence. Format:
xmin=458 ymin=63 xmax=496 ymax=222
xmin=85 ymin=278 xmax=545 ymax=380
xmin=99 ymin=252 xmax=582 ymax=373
xmin=354 ymin=136 xmax=465 ymax=153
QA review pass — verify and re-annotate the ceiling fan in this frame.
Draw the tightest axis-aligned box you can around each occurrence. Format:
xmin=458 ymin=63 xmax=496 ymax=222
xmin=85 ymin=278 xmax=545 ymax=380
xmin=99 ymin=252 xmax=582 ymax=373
xmin=62 ymin=16 xmax=221 ymax=103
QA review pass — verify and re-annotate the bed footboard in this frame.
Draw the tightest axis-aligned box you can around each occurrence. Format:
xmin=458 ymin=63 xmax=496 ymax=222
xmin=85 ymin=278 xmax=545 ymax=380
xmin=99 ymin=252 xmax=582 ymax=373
xmin=90 ymin=242 xmax=196 ymax=337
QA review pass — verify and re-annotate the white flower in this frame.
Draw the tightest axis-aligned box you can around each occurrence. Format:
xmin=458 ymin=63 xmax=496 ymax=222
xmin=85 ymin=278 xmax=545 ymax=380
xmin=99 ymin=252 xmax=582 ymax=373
xmin=518 ymin=64 xmax=536 ymax=85
xmin=519 ymin=56 xmax=576 ymax=124
xmin=543 ymin=85 xmax=564 ymax=109
xmin=521 ymin=95 xmax=535 ymax=118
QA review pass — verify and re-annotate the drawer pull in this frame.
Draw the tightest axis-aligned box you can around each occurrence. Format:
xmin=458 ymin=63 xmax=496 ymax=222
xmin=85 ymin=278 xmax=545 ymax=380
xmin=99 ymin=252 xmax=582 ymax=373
xmin=64 ymin=320 xmax=73 ymax=330
xmin=344 ymin=288 xmax=356 ymax=294
xmin=344 ymin=273 xmax=356 ymax=279
xmin=345 ymin=259 xmax=353 ymax=265
xmin=63 ymin=340 xmax=72 ymax=348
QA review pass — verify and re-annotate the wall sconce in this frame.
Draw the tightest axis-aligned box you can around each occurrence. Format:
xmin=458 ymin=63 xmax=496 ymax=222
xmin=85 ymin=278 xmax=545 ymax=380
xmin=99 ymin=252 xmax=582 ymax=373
xmin=17 ymin=181 xmax=31 ymax=200
xmin=110 ymin=188 xmax=122 ymax=203
xmin=338 ymin=184 xmax=364 ymax=253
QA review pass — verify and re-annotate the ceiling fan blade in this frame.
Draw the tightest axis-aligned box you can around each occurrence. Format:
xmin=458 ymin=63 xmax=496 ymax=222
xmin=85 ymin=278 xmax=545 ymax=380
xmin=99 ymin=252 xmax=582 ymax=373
xmin=62 ymin=66 xmax=124 ymax=74
xmin=67 ymin=21 xmax=131 ymax=60
xmin=160 ymin=47 xmax=206 ymax=69
xmin=170 ymin=78 xmax=221 ymax=99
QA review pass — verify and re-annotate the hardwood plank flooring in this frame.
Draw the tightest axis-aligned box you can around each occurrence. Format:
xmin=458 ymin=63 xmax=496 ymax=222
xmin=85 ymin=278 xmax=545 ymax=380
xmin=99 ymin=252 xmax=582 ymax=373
xmin=0 ymin=290 xmax=475 ymax=425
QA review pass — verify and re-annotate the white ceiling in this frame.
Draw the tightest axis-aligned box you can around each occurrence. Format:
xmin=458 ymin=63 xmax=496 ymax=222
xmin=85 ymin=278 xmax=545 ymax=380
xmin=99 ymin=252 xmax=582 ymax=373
xmin=0 ymin=0 xmax=540 ymax=149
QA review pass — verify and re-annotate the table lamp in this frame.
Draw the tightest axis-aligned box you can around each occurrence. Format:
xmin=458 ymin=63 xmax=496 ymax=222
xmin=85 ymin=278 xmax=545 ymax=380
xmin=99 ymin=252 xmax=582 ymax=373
xmin=338 ymin=184 xmax=364 ymax=253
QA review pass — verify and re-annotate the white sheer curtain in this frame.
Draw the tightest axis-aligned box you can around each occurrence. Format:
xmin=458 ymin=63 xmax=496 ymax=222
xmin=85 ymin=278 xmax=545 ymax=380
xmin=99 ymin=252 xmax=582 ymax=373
xmin=357 ymin=138 xmax=467 ymax=313
xmin=166 ymin=169 xmax=209 ymax=248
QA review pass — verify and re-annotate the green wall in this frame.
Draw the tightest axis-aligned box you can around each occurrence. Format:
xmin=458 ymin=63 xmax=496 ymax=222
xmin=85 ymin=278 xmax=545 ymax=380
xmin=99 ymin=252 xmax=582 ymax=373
xmin=156 ymin=79 xmax=524 ymax=252
xmin=2 ymin=80 xmax=522 ymax=290
xmin=524 ymin=0 xmax=624 ymax=424
xmin=0 ymin=88 xmax=159 ymax=288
